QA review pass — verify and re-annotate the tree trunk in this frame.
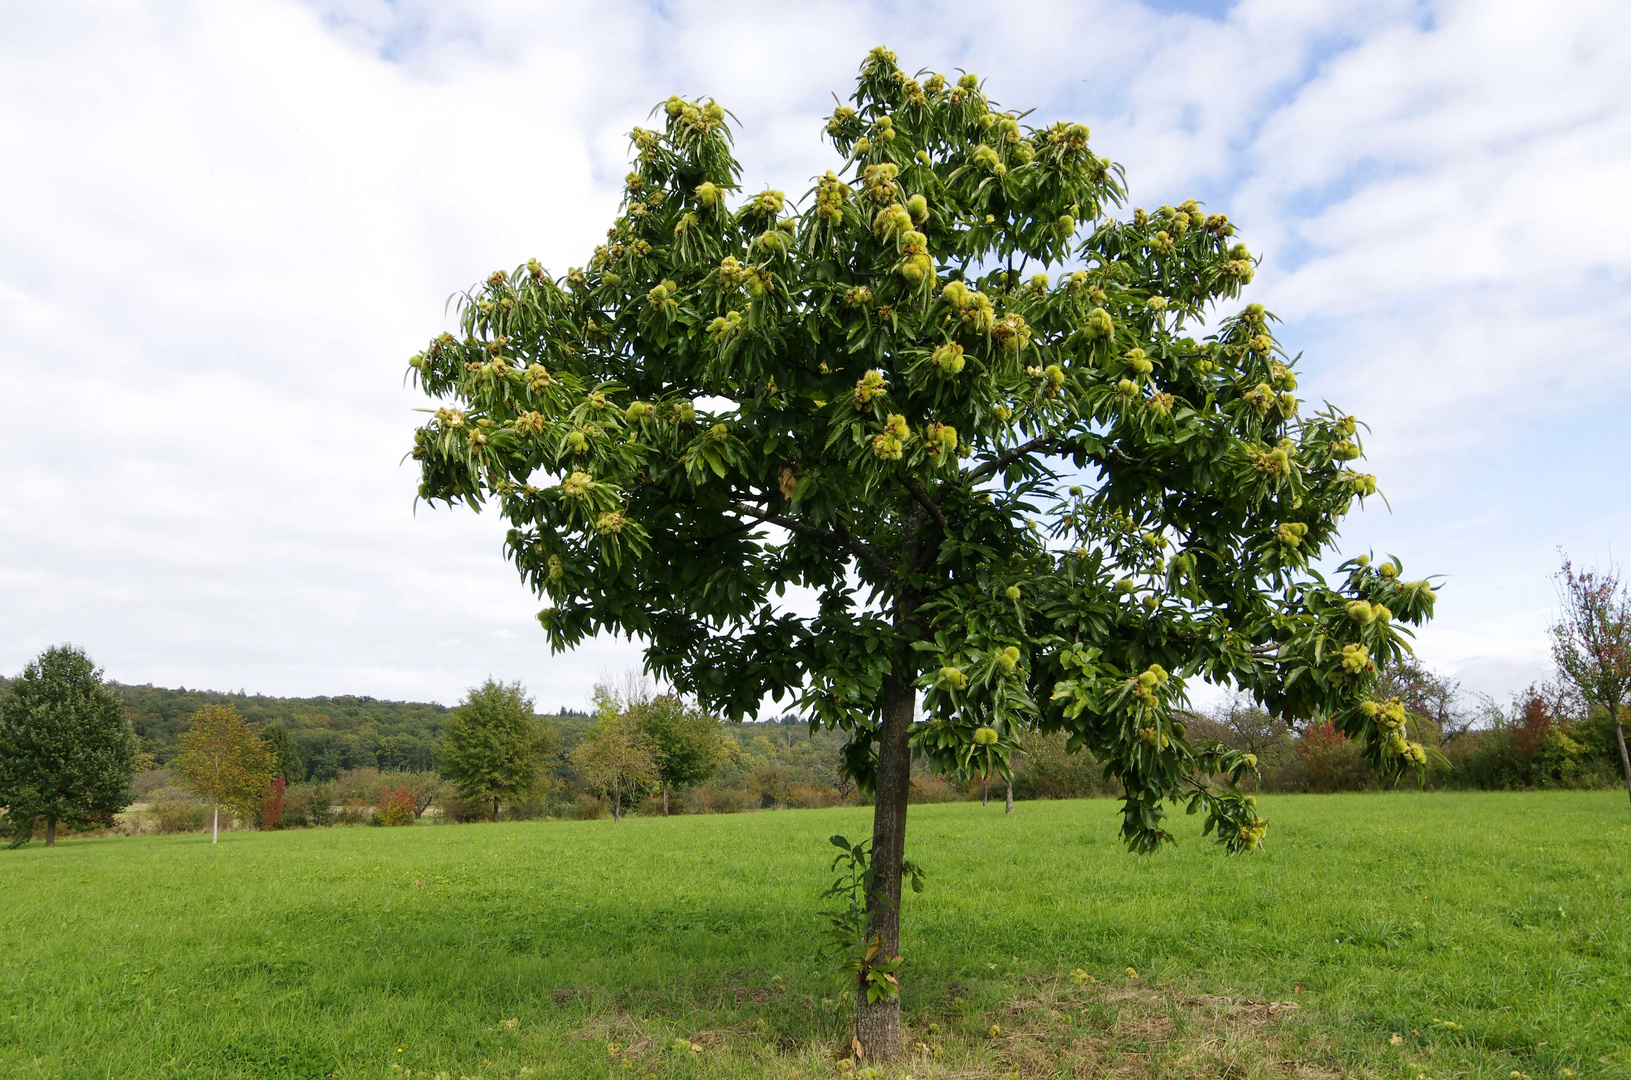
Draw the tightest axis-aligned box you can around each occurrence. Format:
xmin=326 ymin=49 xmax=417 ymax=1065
xmin=855 ymin=674 xmax=914 ymax=1062
xmin=662 ymin=780 xmax=670 ymax=817
xmin=982 ymin=774 xmax=989 ymax=807
xmin=45 ymin=818 xmax=56 ymax=847
xmin=492 ymin=797 xmax=499 ymax=823
xmin=212 ymin=802 xmax=219 ymax=844
xmin=1612 ymin=707 xmax=1631 ymax=808
xmin=614 ymin=778 xmax=622 ymax=822
xmin=1005 ymin=780 xmax=1014 ymax=815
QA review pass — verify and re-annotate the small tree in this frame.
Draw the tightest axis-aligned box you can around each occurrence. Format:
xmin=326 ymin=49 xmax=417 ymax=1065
xmin=0 ymin=645 xmax=139 ymax=847
xmin=1550 ymin=556 xmax=1631 ymax=804
xmin=376 ymin=784 xmax=418 ymax=826
xmin=176 ymin=704 xmax=275 ymax=843
xmin=1375 ymin=656 xmax=1467 ymax=742
xmin=405 ymin=48 xmax=1438 ymax=1057
xmin=633 ymin=693 xmax=723 ymax=814
xmin=572 ymin=690 xmax=658 ymax=821
xmin=410 ymin=774 xmax=445 ymax=819
xmin=258 ymin=776 xmax=287 ymax=830
xmin=439 ymin=679 xmax=557 ymax=821
xmin=1195 ymin=693 xmax=1293 ymax=789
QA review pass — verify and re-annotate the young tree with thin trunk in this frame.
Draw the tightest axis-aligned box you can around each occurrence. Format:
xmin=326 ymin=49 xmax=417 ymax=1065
xmin=0 ymin=645 xmax=139 ymax=848
xmin=1550 ymin=556 xmax=1631 ymax=804
xmin=176 ymin=704 xmax=275 ymax=843
xmin=406 ymin=47 xmax=1437 ymax=1059
xmin=439 ymin=679 xmax=556 ymax=822
xmin=633 ymin=692 xmax=723 ymax=815
xmin=572 ymin=690 xmax=658 ymax=821
xmin=977 ymin=760 xmax=1014 ymax=812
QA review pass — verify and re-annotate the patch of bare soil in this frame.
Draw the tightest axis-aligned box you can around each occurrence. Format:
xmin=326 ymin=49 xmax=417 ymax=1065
xmin=571 ymin=975 xmax=1355 ymax=1080
xmin=879 ymin=977 xmax=1333 ymax=1080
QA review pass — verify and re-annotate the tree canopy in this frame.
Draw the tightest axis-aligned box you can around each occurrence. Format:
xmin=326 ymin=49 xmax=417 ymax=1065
xmin=176 ymin=704 xmax=276 ymax=843
xmin=406 ymin=47 xmax=1438 ymax=1058
xmin=573 ymin=690 xmax=659 ymax=822
xmin=1549 ymin=556 xmax=1631 ymax=802
xmin=439 ymin=679 xmax=558 ymax=821
xmin=261 ymin=723 xmax=305 ymax=783
xmin=631 ymin=692 xmax=723 ymax=814
xmin=0 ymin=645 xmax=139 ymax=847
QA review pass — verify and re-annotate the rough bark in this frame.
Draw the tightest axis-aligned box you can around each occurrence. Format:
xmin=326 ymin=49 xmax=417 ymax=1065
xmin=1005 ymin=781 xmax=1014 ymax=815
xmin=1613 ymin=709 xmax=1631 ymax=808
xmin=663 ymin=780 xmax=670 ymax=817
xmin=212 ymin=802 xmax=219 ymax=844
xmin=614 ymin=778 xmax=623 ymax=822
xmin=45 ymin=818 xmax=56 ymax=847
xmin=854 ymin=672 xmax=915 ymax=1062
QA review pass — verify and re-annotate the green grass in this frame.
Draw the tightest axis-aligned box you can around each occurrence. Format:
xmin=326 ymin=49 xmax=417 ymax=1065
xmin=2 ymin=792 xmax=1627 ymax=1080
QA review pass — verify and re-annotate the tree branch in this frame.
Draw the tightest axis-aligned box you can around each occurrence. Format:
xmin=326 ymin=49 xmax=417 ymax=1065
xmin=729 ymin=502 xmax=834 ymax=542
xmin=902 ymin=476 xmax=950 ymax=536
xmin=966 ymin=435 xmax=1069 ymax=485
xmin=833 ymin=516 xmax=900 ymax=582
xmin=730 ymin=503 xmax=898 ymax=582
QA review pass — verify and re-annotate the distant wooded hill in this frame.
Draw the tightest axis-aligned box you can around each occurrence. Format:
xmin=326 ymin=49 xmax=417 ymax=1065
xmin=0 ymin=676 xmax=589 ymax=781
xmin=118 ymin=683 xmax=470 ymax=777
xmin=0 ymin=671 xmax=831 ymax=789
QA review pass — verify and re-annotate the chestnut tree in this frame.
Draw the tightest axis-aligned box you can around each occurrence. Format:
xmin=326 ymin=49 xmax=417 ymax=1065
xmin=406 ymin=48 xmax=1438 ymax=1059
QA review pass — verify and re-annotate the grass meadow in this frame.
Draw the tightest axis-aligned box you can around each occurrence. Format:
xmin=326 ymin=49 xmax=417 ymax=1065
xmin=2 ymin=792 xmax=1627 ymax=1080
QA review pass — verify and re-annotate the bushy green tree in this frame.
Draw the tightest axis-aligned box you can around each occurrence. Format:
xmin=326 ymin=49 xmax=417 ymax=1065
xmin=633 ymin=693 xmax=723 ymax=814
xmin=439 ymin=679 xmax=557 ymax=821
xmin=0 ymin=645 xmax=139 ymax=847
xmin=261 ymin=723 xmax=304 ymax=782
xmin=176 ymin=704 xmax=275 ymax=843
xmin=406 ymin=47 xmax=1437 ymax=1056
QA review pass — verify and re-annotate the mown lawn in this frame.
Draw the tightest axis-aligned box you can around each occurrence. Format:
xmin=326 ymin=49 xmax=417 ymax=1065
xmin=1 ymin=791 xmax=1626 ymax=1080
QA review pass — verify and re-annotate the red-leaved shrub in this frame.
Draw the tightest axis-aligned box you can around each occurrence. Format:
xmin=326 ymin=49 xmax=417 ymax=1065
xmin=1297 ymin=720 xmax=1369 ymax=792
xmin=375 ymin=784 xmax=417 ymax=826
xmin=258 ymin=777 xmax=287 ymax=830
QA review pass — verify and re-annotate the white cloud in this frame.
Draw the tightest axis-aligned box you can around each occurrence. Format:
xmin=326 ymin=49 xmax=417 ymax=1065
xmin=2 ymin=0 xmax=1625 ymax=711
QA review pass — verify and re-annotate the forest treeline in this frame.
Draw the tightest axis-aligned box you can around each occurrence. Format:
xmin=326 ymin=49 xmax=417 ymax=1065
xmin=7 ymin=655 xmax=1624 ymax=840
xmin=66 ymin=680 xmax=588 ymax=780
xmin=99 ymin=659 xmax=1628 ymax=801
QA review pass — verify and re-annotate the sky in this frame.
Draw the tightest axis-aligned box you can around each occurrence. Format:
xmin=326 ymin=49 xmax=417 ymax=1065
xmin=2 ymin=0 xmax=1628 ymax=713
